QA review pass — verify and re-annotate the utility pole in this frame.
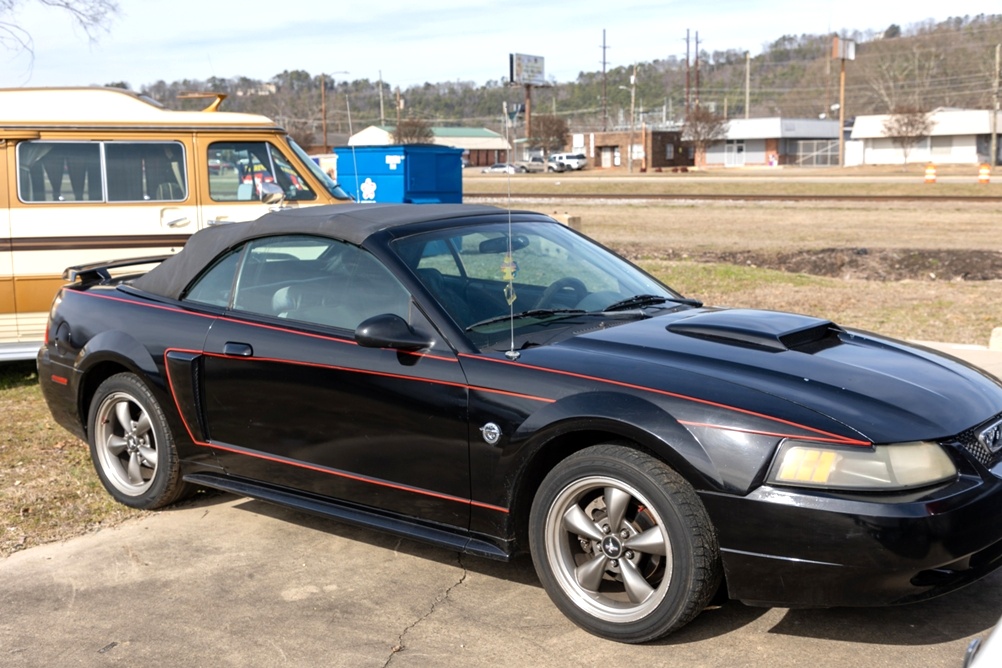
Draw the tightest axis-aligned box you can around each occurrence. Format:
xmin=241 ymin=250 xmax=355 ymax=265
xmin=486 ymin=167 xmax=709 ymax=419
xmin=838 ymin=52 xmax=846 ymax=167
xmin=320 ymin=74 xmax=328 ymax=153
xmin=685 ymin=29 xmax=691 ymax=116
xmin=601 ymin=29 xmax=609 ymax=131
xmin=628 ymin=64 xmax=636 ymax=173
xmin=833 ymin=36 xmax=854 ymax=168
xmin=744 ymin=51 xmax=750 ymax=118
xmin=395 ymin=87 xmax=403 ymax=132
xmin=524 ymin=84 xmax=534 ymax=145
xmin=992 ymin=44 xmax=1000 ymax=167
xmin=378 ymin=71 xmax=386 ymax=126
xmin=697 ymin=31 xmax=705 ymax=109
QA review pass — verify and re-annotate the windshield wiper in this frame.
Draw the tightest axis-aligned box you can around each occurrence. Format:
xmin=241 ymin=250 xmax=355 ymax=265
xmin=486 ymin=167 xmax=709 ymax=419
xmin=602 ymin=294 xmax=703 ymax=312
xmin=465 ymin=308 xmax=585 ymax=331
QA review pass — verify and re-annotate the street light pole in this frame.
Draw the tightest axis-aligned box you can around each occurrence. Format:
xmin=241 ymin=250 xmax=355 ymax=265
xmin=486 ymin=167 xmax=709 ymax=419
xmin=320 ymin=71 xmax=349 ymax=153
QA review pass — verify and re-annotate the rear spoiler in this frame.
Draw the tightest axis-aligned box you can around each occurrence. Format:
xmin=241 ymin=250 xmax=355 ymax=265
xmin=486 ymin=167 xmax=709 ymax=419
xmin=63 ymin=255 xmax=172 ymax=284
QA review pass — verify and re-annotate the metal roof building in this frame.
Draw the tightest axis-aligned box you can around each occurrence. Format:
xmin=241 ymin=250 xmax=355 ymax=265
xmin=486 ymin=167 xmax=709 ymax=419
xmin=849 ymin=108 xmax=1002 ymax=165
xmin=347 ymin=126 xmax=511 ymax=167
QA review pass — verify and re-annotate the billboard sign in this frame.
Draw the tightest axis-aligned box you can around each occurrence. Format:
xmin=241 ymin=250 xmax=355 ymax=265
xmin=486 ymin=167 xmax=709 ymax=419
xmin=510 ymin=54 xmax=546 ymax=86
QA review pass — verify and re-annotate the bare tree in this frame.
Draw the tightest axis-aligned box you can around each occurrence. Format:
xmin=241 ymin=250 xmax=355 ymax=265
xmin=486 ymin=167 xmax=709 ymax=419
xmin=859 ymin=37 xmax=947 ymax=111
xmin=527 ymin=114 xmax=569 ymax=157
xmin=393 ymin=116 xmax=434 ymax=144
xmin=682 ymin=106 xmax=728 ymax=167
xmin=882 ymin=106 xmax=933 ymax=167
xmin=1 ymin=0 xmax=118 ymax=55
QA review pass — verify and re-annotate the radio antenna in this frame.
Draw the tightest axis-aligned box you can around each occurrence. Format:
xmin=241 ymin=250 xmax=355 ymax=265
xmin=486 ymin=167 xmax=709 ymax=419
xmin=502 ymin=101 xmax=519 ymax=361
xmin=346 ymin=96 xmax=361 ymax=203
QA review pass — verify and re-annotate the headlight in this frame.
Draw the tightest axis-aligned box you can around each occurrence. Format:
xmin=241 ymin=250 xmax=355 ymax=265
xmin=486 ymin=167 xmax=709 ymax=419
xmin=767 ymin=440 xmax=957 ymax=491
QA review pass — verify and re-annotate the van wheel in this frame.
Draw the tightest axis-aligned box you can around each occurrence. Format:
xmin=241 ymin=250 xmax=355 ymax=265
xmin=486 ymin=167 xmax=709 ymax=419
xmin=529 ymin=444 xmax=721 ymax=643
xmin=87 ymin=373 xmax=191 ymax=509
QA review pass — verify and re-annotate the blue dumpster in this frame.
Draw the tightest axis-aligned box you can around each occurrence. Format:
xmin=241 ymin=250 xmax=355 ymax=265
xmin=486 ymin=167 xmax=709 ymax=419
xmin=333 ymin=144 xmax=463 ymax=204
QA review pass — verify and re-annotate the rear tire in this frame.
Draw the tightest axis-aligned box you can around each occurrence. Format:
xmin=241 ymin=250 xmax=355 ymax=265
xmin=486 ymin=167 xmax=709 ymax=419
xmin=529 ymin=444 xmax=721 ymax=643
xmin=87 ymin=373 xmax=191 ymax=509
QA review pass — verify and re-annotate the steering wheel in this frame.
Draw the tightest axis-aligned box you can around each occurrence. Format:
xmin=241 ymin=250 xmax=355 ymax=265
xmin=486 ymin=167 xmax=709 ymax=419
xmin=535 ymin=277 xmax=588 ymax=309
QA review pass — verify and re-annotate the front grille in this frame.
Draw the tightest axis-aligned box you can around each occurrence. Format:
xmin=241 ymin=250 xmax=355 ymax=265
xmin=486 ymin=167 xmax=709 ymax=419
xmin=954 ymin=411 xmax=1002 ymax=467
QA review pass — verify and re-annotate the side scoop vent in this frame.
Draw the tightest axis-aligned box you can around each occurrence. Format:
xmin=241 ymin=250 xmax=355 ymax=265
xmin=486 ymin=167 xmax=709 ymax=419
xmin=667 ymin=309 xmax=844 ymax=353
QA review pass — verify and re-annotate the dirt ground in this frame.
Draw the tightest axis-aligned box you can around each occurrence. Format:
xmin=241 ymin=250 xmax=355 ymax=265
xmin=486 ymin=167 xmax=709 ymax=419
xmin=527 ymin=198 xmax=1002 ymax=282
xmin=617 ymin=246 xmax=1002 ymax=282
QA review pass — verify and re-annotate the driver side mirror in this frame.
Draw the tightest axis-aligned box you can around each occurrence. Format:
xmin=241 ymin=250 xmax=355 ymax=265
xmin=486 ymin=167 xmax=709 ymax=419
xmin=259 ymin=181 xmax=286 ymax=206
xmin=355 ymin=314 xmax=430 ymax=351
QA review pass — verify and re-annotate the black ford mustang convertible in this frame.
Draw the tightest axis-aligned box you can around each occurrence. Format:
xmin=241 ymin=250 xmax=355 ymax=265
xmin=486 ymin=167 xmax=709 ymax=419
xmin=38 ymin=204 xmax=1002 ymax=643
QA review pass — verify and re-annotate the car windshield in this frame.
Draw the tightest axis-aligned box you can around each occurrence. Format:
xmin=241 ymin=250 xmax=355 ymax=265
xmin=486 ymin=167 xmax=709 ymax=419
xmin=286 ymin=137 xmax=353 ymax=201
xmin=393 ymin=220 xmax=686 ymax=350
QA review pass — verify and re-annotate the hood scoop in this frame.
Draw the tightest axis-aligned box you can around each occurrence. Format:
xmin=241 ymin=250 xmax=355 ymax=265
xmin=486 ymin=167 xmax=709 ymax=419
xmin=666 ymin=309 xmax=844 ymax=353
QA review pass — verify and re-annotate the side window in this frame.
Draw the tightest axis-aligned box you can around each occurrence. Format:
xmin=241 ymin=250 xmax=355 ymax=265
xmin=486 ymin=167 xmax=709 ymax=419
xmin=16 ymin=141 xmax=186 ymax=203
xmin=185 ymin=235 xmax=410 ymax=332
xmin=18 ymin=141 xmax=102 ymax=202
xmin=106 ymin=142 xmax=186 ymax=202
xmin=183 ymin=249 xmax=242 ymax=307
xmin=415 ymin=239 xmax=463 ymax=277
xmin=208 ymin=142 xmax=316 ymax=203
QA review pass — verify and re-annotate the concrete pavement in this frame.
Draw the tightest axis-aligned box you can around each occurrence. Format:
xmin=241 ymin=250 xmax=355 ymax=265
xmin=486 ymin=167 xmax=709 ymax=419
xmin=3 ymin=345 xmax=1002 ymax=668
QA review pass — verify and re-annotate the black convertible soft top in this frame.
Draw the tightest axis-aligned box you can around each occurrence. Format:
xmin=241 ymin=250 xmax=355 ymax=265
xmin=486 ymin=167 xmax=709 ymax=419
xmin=131 ymin=203 xmax=513 ymax=300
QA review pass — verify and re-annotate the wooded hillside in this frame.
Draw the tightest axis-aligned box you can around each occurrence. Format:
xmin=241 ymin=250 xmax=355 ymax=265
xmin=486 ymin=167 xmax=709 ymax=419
xmin=132 ymin=14 xmax=1002 ymax=144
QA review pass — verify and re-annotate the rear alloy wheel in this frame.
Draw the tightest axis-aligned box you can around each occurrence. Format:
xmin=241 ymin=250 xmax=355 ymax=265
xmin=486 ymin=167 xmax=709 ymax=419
xmin=88 ymin=373 xmax=190 ymax=509
xmin=529 ymin=444 xmax=721 ymax=643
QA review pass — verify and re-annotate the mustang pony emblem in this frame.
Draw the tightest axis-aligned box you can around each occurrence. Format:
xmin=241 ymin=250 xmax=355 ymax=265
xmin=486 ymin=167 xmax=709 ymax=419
xmin=978 ymin=418 xmax=1002 ymax=453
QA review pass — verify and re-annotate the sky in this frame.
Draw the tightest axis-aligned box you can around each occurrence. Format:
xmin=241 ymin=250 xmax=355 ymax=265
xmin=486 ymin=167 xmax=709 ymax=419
xmin=2 ymin=0 xmax=1000 ymax=90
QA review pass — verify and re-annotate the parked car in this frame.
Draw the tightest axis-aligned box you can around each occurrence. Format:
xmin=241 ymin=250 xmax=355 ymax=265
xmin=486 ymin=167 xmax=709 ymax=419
xmin=516 ymin=157 xmax=547 ymax=173
xmin=38 ymin=204 xmax=1002 ymax=644
xmin=550 ymin=152 xmax=588 ymax=170
xmin=481 ymin=163 xmax=525 ymax=174
xmin=546 ymin=155 xmax=568 ymax=172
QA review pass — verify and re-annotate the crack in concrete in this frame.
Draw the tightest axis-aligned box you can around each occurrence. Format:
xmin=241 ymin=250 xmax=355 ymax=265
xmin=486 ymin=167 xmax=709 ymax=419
xmin=382 ymin=553 xmax=468 ymax=667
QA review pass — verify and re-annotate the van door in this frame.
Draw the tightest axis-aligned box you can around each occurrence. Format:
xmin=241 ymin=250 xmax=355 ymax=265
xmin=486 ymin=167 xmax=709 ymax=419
xmin=195 ymin=135 xmax=321 ymax=227
xmin=8 ymin=137 xmax=199 ymax=347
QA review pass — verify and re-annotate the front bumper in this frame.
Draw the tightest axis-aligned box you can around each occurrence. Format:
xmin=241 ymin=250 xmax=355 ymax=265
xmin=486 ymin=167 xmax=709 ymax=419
xmin=701 ymin=467 xmax=1002 ymax=608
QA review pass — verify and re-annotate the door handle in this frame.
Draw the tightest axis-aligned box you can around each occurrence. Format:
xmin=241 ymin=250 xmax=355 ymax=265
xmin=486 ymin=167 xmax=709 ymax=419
xmin=222 ymin=342 xmax=253 ymax=357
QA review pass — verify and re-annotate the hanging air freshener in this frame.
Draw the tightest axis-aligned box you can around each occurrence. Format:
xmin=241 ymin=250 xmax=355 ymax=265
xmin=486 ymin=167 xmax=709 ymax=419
xmin=501 ymin=253 xmax=518 ymax=305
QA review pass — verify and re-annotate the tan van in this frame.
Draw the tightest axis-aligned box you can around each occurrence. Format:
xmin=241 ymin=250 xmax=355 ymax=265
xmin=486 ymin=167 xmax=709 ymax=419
xmin=0 ymin=87 xmax=352 ymax=361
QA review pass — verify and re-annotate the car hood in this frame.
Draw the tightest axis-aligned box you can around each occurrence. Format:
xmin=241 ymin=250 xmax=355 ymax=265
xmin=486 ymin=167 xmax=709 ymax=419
xmin=552 ymin=307 xmax=1002 ymax=444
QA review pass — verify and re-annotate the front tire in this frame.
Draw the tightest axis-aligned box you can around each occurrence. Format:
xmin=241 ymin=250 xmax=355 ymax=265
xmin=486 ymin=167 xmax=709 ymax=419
xmin=87 ymin=373 xmax=191 ymax=509
xmin=529 ymin=444 xmax=721 ymax=643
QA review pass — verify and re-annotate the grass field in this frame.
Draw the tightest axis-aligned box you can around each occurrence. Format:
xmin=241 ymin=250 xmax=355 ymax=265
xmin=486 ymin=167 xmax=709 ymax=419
xmin=4 ymin=173 xmax=1002 ymax=556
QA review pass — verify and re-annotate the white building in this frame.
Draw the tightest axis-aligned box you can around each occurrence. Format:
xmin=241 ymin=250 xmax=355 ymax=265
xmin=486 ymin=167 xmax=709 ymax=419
xmin=704 ymin=118 xmax=841 ymax=167
xmin=347 ymin=126 xmax=511 ymax=167
xmin=848 ymin=108 xmax=1002 ymax=166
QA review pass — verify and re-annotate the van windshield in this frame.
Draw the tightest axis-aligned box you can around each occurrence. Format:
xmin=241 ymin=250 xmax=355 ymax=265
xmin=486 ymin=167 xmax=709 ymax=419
xmin=286 ymin=138 xmax=353 ymax=201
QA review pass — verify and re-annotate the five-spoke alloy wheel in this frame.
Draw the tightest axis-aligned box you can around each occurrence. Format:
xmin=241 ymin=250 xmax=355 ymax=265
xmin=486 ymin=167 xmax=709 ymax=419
xmin=529 ymin=444 xmax=721 ymax=643
xmin=88 ymin=373 xmax=189 ymax=509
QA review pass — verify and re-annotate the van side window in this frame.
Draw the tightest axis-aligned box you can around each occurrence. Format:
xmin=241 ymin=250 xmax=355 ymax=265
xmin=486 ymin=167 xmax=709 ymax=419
xmin=106 ymin=142 xmax=186 ymax=202
xmin=18 ymin=142 xmax=101 ymax=202
xmin=16 ymin=141 xmax=187 ymax=203
xmin=208 ymin=142 xmax=317 ymax=203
